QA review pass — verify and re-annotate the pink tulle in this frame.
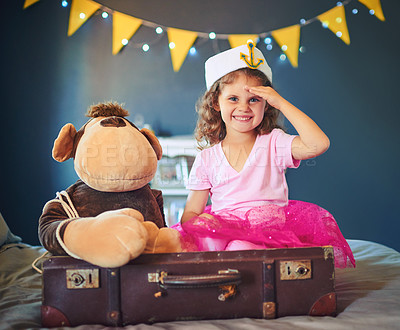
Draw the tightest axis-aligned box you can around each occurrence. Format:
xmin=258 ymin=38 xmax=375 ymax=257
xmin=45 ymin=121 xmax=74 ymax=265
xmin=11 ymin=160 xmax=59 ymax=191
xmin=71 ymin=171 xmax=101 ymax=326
xmin=172 ymin=200 xmax=355 ymax=268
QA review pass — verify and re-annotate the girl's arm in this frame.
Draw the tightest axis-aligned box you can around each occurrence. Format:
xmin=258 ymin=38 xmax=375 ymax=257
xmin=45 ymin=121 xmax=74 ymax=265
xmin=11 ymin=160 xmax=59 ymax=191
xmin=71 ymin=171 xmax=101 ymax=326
xmin=181 ymin=189 xmax=210 ymax=224
xmin=247 ymin=86 xmax=330 ymax=160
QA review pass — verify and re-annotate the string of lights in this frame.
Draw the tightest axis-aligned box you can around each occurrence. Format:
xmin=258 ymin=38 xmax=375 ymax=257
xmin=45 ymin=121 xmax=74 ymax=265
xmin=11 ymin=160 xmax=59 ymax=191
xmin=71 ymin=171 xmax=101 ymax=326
xmin=27 ymin=0 xmax=384 ymax=69
xmin=60 ymin=0 xmax=374 ymax=53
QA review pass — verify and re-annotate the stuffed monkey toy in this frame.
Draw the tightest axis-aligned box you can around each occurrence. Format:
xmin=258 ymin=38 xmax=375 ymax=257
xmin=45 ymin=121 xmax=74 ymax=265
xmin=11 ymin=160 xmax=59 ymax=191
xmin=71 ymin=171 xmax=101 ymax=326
xmin=39 ymin=102 xmax=182 ymax=268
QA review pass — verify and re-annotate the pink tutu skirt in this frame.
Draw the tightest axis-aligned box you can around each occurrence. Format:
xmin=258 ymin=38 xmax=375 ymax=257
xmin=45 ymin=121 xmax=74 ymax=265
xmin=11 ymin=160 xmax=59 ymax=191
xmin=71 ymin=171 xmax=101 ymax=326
xmin=172 ymin=200 xmax=355 ymax=268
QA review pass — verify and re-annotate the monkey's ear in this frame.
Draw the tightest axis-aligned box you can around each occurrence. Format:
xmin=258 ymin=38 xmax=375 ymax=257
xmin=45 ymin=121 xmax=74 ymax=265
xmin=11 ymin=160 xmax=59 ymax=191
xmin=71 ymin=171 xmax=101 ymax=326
xmin=52 ymin=123 xmax=77 ymax=162
xmin=140 ymin=128 xmax=162 ymax=160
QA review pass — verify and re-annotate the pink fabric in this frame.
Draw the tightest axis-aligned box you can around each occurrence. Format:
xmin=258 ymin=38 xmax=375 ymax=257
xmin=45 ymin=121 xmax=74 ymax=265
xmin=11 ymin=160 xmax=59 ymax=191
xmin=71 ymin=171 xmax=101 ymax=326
xmin=178 ymin=129 xmax=355 ymax=268
xmin=173 ymin=201 xmax=355 ymax=268
xmin=187 ymin=129 xmax=300 ymax=211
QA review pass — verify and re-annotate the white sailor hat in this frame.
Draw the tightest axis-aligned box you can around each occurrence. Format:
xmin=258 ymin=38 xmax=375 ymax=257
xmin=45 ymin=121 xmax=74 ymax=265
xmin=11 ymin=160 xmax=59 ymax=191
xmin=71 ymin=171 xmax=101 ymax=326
xmin=205 ymin=41 xmax=272 ymax=90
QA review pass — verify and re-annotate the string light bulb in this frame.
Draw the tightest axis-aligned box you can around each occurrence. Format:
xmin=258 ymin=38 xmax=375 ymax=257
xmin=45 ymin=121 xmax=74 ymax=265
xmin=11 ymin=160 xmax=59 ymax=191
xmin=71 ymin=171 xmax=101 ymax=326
xmin=264 ymin=37 xmax=272 ymax=44
xmin=101 ymin=11 xmax=108 ymax=19
xmin=209 ymin=32 xmax=216 ymax=39
xmin=142 ymin=44 xmax=150 ymax=52
xmin=169 ymin=42 xmax=175 ymax=49
xmin=121 ymin=39 xmax=128 ymax=46
xmin=189 ymin=47 xmax=196 ymax=55
xmin=155 ymin=27 xmax=163 ymax=34
xmin=79 ymin=13 xmax=85 ymax=19
xmin=61 ymin=0 xmax=68 ymax=7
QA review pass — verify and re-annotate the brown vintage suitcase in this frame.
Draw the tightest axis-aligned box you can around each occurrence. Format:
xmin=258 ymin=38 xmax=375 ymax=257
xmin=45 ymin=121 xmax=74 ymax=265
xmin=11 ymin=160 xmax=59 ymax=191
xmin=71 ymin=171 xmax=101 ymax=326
xmin=41 ymin=247 xmax=336 ymax=327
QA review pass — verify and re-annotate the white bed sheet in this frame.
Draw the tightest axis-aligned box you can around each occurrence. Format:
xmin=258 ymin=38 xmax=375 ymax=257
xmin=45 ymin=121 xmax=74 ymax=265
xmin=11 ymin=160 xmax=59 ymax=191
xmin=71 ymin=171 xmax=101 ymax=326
xmin=0 ymin=239 xmax=399 ymax=330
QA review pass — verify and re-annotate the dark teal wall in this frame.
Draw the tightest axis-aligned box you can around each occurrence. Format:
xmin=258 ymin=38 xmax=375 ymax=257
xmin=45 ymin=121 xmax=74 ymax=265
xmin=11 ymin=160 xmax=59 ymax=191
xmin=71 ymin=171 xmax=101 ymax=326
xmin=1 ymin=0 xmax=399 ymax=251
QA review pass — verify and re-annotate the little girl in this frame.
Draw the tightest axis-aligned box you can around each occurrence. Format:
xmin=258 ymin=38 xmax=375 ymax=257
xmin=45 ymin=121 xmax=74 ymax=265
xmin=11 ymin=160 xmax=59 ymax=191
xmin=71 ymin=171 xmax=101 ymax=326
xmin=176 ymin=42 xmax=355 ymax=268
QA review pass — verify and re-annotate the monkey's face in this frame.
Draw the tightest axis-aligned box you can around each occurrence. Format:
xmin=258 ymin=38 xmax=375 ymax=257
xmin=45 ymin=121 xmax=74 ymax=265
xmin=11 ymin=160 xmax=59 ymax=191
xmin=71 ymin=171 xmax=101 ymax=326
xmin=74 ymin=116 xmax=159 ymax=192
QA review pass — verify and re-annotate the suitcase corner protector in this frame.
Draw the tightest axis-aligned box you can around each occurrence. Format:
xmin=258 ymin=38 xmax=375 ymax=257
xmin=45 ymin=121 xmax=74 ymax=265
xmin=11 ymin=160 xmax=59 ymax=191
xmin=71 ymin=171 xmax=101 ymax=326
xmin=41 ymin=305 xmax=71 ymax=327
xmin=309 ymin=292 xmax=337 ymax=316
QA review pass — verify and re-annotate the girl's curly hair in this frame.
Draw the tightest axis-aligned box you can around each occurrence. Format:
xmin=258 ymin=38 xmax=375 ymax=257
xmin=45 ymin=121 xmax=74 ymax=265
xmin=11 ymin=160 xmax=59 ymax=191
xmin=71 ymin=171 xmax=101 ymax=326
xmin=194 ymin=68 xmax=283 ymax=149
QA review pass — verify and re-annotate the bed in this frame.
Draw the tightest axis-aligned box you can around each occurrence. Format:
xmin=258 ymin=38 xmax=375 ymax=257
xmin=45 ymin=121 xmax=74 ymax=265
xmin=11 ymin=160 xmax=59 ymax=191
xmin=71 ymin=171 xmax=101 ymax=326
xmin=1 ymin=212 xmax=400 ymax=330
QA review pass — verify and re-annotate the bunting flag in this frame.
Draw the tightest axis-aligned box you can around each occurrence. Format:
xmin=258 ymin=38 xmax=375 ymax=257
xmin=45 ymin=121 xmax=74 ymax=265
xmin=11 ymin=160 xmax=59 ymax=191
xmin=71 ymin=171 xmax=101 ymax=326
xmin=23 ymin=0 xmax=386 ymax=71
xmin=112 ymin=12 xmax=142 ymax=55
xmin=167 ymin=28 xmax=198 ymax=72
xmin=23 ymin=0 xmax=40 ymax=9
xmin=271 ymin=25 xmax=301 ymax=68
xmin=228 ymin=35 xmax=259 ymax=49
xmin=68 ymin=0 xmax=101 ymax=37
xmin=317 ymin=5 xmax=350 ymax=45
xmin=358 ymin=0 xmax=385 ymax=21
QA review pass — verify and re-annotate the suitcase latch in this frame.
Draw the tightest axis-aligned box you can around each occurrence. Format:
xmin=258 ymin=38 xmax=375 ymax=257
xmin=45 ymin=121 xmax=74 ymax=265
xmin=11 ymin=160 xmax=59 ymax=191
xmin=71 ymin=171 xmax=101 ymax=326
xmin=66 ymin=269 xmax=99 ymax=289
xmin=280 ymin=260 xmax=311 ymax=280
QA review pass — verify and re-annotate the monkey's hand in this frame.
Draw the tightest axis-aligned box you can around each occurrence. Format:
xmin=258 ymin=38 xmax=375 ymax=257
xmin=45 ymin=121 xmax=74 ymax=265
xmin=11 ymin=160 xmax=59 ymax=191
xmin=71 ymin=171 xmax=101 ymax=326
xmin=63 ymin=208 xmax=148 ymax=267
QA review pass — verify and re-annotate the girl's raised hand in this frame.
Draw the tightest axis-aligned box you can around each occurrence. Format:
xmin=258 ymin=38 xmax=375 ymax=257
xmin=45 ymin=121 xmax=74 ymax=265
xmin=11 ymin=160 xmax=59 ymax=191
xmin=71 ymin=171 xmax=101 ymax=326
xmin=245 ymin=86 xmax=330 ymax=160
xmin=245 ymin=85 xmax=287 ymax=110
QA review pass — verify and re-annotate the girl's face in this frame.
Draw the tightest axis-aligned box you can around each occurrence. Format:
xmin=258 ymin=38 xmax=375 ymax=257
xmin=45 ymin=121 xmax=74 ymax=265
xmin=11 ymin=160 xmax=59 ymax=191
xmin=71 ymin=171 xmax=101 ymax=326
xmin=216 ymin=73 xmax=266 ymax=136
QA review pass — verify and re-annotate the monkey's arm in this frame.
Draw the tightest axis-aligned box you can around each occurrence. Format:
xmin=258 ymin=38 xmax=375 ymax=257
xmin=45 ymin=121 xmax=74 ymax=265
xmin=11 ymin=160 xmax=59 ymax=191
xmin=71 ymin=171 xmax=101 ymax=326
xmin=39 ymin=201 xmax=74 ymax=255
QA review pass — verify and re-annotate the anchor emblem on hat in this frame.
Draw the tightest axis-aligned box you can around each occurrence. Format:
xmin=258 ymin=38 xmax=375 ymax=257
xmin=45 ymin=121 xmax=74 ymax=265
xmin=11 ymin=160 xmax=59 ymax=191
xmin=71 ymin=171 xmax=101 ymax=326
xmin=240 ymin=41 xmax=264 ymax=69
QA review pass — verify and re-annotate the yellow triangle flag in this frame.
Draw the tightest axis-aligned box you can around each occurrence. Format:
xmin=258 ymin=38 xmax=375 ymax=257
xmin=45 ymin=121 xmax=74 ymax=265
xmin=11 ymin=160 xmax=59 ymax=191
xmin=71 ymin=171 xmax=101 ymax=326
xmin=318 ymin=5 xmax=350 ymax=45
xmin=167 ymin=28 xmax=197 ymax=72
xmin=112 ymin=12 xmax=142 ymax=55
xmin=23 ymin=0 xmax=40 ymax=9
xmin=228 ymin=35 xmax=259 ymax=49
xmin=358 ymin=0 xmax=385 ymax=21
xmin=271 ymin=25 xmax=300 ymax=68
xmin=68 ymin=0 xmax=101 ymax=36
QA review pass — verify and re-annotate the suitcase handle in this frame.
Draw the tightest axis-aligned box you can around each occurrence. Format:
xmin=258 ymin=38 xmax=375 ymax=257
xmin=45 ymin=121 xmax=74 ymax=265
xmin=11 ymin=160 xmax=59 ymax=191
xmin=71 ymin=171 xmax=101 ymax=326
xmin=160 ymin=270 xmax=241 ymax=289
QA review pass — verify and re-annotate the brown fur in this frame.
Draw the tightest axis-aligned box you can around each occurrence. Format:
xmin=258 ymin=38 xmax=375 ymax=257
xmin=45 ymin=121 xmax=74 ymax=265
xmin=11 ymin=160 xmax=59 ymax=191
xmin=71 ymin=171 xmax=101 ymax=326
xmin=86 ymin=101 xmax=129 ymax=118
